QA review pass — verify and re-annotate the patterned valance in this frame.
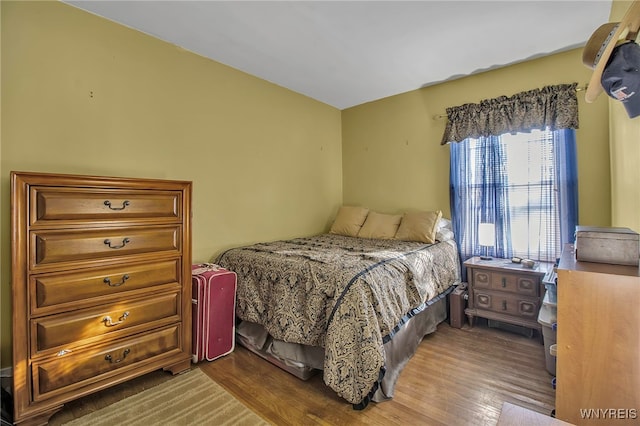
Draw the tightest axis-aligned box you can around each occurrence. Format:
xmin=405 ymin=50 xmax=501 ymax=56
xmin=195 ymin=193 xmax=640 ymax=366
xmin=441 ymin=83 xmax=579 ymax=145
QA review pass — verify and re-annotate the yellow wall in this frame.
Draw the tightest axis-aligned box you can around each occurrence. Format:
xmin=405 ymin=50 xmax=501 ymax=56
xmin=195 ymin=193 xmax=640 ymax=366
xmin=609 ymin=1 xmax=640 ymax=232
xmin=342 ymin=49 xmax=611 ymax=225
xmin=0 ymin=1 xmax=343 ymax=366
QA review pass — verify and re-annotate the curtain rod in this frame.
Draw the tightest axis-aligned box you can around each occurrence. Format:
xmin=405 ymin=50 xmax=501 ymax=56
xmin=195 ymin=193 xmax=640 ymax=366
xmin=432 ymin=84 xmax=588 ymax=120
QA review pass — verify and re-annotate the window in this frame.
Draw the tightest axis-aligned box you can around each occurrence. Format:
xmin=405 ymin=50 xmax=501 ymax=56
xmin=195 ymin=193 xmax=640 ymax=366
xmin=450 ymin=128 xmax=578 ymax=263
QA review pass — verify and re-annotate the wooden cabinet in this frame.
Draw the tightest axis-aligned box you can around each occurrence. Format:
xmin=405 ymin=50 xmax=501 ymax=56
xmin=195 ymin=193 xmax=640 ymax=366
xmin=11 ymin=171 xmax=192 ymax=425
xmin=555 ymin=244 xmax=640 ymax=425
xmin=464 ymin=257 xmax=550 ymax=331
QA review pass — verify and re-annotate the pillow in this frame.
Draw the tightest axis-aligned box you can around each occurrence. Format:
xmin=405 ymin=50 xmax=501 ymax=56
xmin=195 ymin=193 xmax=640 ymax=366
xmin=329 ymin=206 xmax=369 ymax=237
xmin=395 ymin=210 xmax=443 ymax=244
xmin=436 ymin=228 xmax=455 ymax=242
xmin=435 ymin=217 xmax=454 ymax=241
xmin=437 ymin=217 xmax=452 ymax=231
xmin=357 ymin=211 xmax=402 ymax=239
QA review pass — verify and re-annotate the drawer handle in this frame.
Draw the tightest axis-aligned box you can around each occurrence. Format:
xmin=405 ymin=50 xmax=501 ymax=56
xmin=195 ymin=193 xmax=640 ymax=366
xmin=102 ymin=311 xmax=130 ymax=327
xmin=104 ymin=238 xmax=130 ymax=249
xmin=104 ymin=200 xmax=130 ymax=211
xmin=502 ymin=300 xmax=507 ymax=310
xmin=105 ymin=348 xmax=130 ymax=364
xmin=501 ymin=278 xmax=506 ymax=288
xmin=104 ymin=274 xmax=130 ymax=287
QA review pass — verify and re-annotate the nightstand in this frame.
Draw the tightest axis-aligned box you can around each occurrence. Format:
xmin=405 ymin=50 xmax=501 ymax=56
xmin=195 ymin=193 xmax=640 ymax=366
xmin=464 ymin=257 xmax=552 ymax=333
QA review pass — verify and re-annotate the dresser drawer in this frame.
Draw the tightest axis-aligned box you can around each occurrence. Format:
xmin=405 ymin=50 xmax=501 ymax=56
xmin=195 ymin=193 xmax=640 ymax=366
xmin=30 ymin=187 xmax=182 ymax=226
xmin=31 ymin=292 xmax=180 ymax=356
xmin=473 ymin=290 xmax=539 ymax=319
xmin=32 ymin=325 xmax=181 ymax=401
xmin=31 ymin=259 xmax=181 ymax=315
xmin=472 ymin=269 xmax=539 ymax=296
xmin=31 ymin=225 xmax=181 ymax=270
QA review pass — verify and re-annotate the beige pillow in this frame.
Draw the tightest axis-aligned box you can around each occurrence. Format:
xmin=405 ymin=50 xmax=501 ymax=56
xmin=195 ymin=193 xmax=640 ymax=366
xmin=329 ymin=206 xmax=369 ymax=237
xmin=395 ymin=210 xmax=443 ymax=244
xmin=357 ymin=211 xmax=402 ymax=239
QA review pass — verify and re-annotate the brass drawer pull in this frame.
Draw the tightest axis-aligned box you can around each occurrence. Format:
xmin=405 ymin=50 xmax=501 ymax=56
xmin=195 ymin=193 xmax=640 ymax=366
xmin=104 ymin=200 xmax=130 ymax=211
xmin=105 ymin=348 xmax=130 ymax=364
xmin=103 ymin=274 xmax=130 ymax=287
xmin=104 ymin=238 xmax=130 ymax=249
xmin=102 ymin=311 xmax=130 ymax=327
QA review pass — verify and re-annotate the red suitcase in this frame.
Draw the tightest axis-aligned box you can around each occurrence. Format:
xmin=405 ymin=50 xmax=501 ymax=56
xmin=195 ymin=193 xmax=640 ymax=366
xmin=191 ymin=263 xmax=237 ymax=362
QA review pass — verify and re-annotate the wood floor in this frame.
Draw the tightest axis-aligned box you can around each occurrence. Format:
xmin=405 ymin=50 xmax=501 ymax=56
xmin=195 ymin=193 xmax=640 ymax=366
xmin=47 ymin=319 xmax=556 ymax=425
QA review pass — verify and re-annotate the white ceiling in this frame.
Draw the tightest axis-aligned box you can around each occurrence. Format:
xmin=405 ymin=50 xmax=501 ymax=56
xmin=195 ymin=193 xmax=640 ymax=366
xmin=64 ymin=0 xmax=613 ymax=110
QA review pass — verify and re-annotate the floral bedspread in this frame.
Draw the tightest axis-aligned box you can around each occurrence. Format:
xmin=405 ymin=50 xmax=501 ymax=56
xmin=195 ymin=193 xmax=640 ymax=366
xmin=216 ymin=234 xmax=460 ymax=406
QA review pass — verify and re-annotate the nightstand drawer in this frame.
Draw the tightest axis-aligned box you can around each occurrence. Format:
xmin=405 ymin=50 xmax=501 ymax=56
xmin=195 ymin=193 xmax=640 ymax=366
xmin=473 ymin=291 xmax=539 ymax=319
xmin=491 ymin=272 xmax=538 ymax=296
xmin=472 ymin=269 xmax=538 ymax=296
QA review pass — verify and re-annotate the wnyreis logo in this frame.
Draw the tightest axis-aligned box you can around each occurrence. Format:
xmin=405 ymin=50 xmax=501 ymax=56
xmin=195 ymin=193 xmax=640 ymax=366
xmin=610 ymin=86 xmax=636 ymax=101
xmin=580 ymin=408 xmax=638 ymax=420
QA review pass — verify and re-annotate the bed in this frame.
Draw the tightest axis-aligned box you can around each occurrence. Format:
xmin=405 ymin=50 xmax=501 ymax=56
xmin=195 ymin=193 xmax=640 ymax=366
xmin=215 ymin=208 xmax=461 ymax=409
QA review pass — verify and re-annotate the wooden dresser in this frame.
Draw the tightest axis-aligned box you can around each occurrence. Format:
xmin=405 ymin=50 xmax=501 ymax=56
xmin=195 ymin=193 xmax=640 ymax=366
xmin=10 ymin=171 xmax=192 ymax=425
xmin=464 ymin=256 xmax=551 ymax=332
xmin=555 ymin=244 xmax=640 ymax=425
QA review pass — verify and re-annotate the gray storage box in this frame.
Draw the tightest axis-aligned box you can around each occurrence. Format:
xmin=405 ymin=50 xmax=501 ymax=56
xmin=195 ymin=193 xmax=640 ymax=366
xmin=575 ymin=226 xmax=639 ymax=266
